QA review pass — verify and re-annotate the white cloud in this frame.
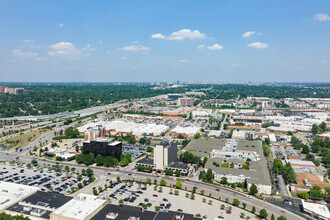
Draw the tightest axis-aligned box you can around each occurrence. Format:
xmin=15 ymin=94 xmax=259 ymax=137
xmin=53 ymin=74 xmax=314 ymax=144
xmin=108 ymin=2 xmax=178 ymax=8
xmin=81 ymin=44 xmax=96 ymax=51
xmin=121 ymin=57 xmax=127 ymax=61
xmin=207 ymin=43 xmax=223 ymax=51
xmin=99 ymin=41 xmax=103 ymax=44
xmin=12 ymin=49 xmax=38 ymax=58
xmin=247 ymin=42 xmax=268 ymax=49
xmin=242 ymin=31 xmax=256 ymax=38
xmin=151 ymin=29 xmax=206 ymax=40
xmin=120 ymin=45 xmax=150 ymax=52
xmin=232 ymin=64 xmax=241 ymax=67
xmin=314 ymin=13 xmax=330 ymax=21
xmin=48 ymin=42 xmax=91 ymax=60
xmin=35 ymin=57 xmax=49 ymax=61
xmin=23 ymin=39 xmax=34 ymax=43
xmin=197 ymin=44 xmax=205 ymax=50
xmin=58 ymin=23 xmax=65 ymax=27
xmin=151 ymin=33 xmax=166 ymax=39
xmin=320 ymin=60 xmax=327 ymax=64
xmin=178 ymin=59 xmax=189 ymax=63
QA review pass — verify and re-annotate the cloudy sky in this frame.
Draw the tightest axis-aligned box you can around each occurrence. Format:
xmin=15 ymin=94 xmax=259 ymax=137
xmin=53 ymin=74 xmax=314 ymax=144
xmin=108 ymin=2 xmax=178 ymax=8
xmin=0 ymin=0 xmax=329 ymax=82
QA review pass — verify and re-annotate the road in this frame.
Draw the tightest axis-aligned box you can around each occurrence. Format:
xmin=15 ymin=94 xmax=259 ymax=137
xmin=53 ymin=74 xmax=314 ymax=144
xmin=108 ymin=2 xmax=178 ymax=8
xmin=1 ymin=150 xmax=304 ymax=220
xmin=0 ymin=97 xmax=305 ymax=220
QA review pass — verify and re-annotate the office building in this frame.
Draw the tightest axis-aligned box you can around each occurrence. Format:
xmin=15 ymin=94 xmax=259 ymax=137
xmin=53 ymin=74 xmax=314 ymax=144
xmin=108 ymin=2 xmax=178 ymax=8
xmin=154 ymin=141 xmax=177 ymax=170
xmin=136 ymin=141 xmax=190 ymax=175
xmin=84 ymin=125 xmax=105 ymax=141
xmin=0 ymin=86 xmax=6 ymax=93
xmin=177 ymin=97 xmax=196 ymax=107
xmin=83 ymin=138 xmax=122 ymax=160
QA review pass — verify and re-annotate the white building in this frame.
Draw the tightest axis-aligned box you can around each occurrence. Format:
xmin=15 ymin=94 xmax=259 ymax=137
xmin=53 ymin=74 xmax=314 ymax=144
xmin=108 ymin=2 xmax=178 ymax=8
xmin=154 ymin=142 xmax=177 ymax=170
xmin=0 ymin=182 xmax=38 ymax=211
xmin=302 ymin=200 xmax=330 ymax=220
xmin=50 ymin=194 xmax=107 ymax=220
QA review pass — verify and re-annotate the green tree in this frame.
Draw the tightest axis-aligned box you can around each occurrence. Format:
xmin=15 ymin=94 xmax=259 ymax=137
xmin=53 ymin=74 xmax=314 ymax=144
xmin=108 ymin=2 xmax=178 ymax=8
xmin=221 ymin=162 xmax=229 ymax=167
xmin=94 ymin=154 xmax=104 ymax=166
xmin=319 ymin=122 xmax=327 ymax=133
xmin=273 ymin=158 xmax=284 ymax=174
xmin=252 ymin=206 xmax=256 ymax=213
xmin=277 ymin=216 xmax=288 ymax=220
xmin=176 ymin=181 xmax=182 ymax=189
xmin=284 ymin=162 xmax=296 ymax=183
xmin=310 ymin=185 xmax=323 ymax=199
xmin=249 ymin=184 xmax=258 ymax=195
xmin=194 ymin=133 xmax=201 ymax=139
xmin=312 ymin=124 xmax=319 ymax=136
xmin=86 ymin=168 xmax=94 ymax=177
xmin=220 ymin=177 xmax=227 ymax=185
xmin=160 ymin=179 xmax=167 ymax=186
xmin=232 ymin=198 xmax=240 ymax=206
xmin=297 ymin=191 xmax=309 ymax=200
xmin=271 ymin=214 xmax=275 ymax=220
xmin=259 ymin=209 xmax=268 ymax=219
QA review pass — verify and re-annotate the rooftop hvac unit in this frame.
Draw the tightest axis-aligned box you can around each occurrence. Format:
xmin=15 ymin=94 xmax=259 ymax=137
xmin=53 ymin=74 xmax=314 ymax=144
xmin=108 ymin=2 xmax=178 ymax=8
xmin=106 ymin=212 xmax=118 ymax=219
xmin=30 ymin=208 xmax=46 ymax=217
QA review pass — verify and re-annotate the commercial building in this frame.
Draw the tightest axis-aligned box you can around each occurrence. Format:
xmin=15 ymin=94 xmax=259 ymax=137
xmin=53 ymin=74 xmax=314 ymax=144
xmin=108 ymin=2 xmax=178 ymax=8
xmin=83 ymin=138 xmax=122 ymax=160
xmin=183 ymin=139 xmax=272 ymax=195
xmin=301 ymin=200 xmax=330 ymax=220
xmin=91 ymin=204 xmax=201 ymax=220
xmin=84 ymin=125 xmax=105 ymax=141
xmin=177 ymin=97 xmax=196 ymax=107
xmin=78 ymin=120 xmax=169 ymax=137
xmin=0 ymin=182 xmax=38 ymax=212
xmin=136 ymin=141 xmax=190 ymax=175
xmin=50 ymin=194 xmax=107 ymax=220
xmin=6 ymin=191 xmax=72 ymax=219
xmin=285 ymin=159 xmax=324 ymax=182
xmin=170 ymin=125 xmax=201 ymax=138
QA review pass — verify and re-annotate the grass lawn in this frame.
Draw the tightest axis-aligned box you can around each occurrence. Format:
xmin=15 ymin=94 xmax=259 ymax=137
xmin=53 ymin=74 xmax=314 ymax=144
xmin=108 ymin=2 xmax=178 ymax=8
xmin=0 ymin=128 xmax=51 ymax=149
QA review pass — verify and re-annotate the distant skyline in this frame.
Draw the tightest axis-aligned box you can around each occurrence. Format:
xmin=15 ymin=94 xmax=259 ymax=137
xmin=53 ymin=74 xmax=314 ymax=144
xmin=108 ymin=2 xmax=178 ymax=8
xmin=0 ymin=1 xmax=330 ymax=82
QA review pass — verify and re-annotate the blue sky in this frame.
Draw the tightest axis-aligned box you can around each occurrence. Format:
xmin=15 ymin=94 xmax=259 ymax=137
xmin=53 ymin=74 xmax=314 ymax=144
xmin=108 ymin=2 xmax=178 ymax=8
xmin=0 ymin=0 xmax=329 ymax=82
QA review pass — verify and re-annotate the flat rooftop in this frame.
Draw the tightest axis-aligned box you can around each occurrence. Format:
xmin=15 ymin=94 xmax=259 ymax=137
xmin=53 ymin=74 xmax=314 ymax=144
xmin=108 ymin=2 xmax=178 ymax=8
xmin=6 ymin=191 xmax=72 ymax=219
xmin=52 ymin=193 xmax=106 ymax=220
xmin=0 ymin=181 xmax=39 ymax=211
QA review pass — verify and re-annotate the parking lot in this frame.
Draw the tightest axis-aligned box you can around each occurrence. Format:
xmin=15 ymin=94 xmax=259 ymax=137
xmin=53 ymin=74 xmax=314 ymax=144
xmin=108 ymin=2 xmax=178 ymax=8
xmin=101 ymin=181 xmax=254 ymax=220
xmin=0 ymin=161 xmax=91 ymax=194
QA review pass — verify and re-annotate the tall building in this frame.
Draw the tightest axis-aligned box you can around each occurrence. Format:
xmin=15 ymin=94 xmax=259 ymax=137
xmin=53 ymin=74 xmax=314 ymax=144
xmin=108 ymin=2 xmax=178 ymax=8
xmin=177 ymin=97 xmax=196 ymax=107
xmin=83 ymin=138 xmax=122 ymax=160
xmin=14 ymin=88 xmax=25 ymax=94
xmin=154 ymin=141 xmax=177 ymax=170
xmin=84 ymin=125 xmax=105 ymax=141
xmin=4 ymin=87 xmax=15 ymax=94
xmin=0 ymin=86 xmax=6 ymax=93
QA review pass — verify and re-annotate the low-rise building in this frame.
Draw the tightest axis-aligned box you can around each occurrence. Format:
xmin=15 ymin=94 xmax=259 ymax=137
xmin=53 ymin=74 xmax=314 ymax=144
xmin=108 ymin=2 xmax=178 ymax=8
xmin=0 ymin=182 xmax=38 ymax=212
xmin=301 ymin=200 xmax=330 ymax=220
xmin=50 ymin=194 xmax=107 ymax=220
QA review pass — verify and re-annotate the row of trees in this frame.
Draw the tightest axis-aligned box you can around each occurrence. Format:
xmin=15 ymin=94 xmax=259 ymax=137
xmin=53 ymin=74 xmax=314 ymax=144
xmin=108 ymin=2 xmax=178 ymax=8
xmin=178 ymin=151 xmax=207 ymax=168
xmin=297 ymin=185 xmax=330 ymax=200
xmin=76 ymin=153 xmax=119 ymax=167
xmin=273 ymin=159 xmax=296 ymax=183
xmin=312 ymin=122 xmax=327 ymax=135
